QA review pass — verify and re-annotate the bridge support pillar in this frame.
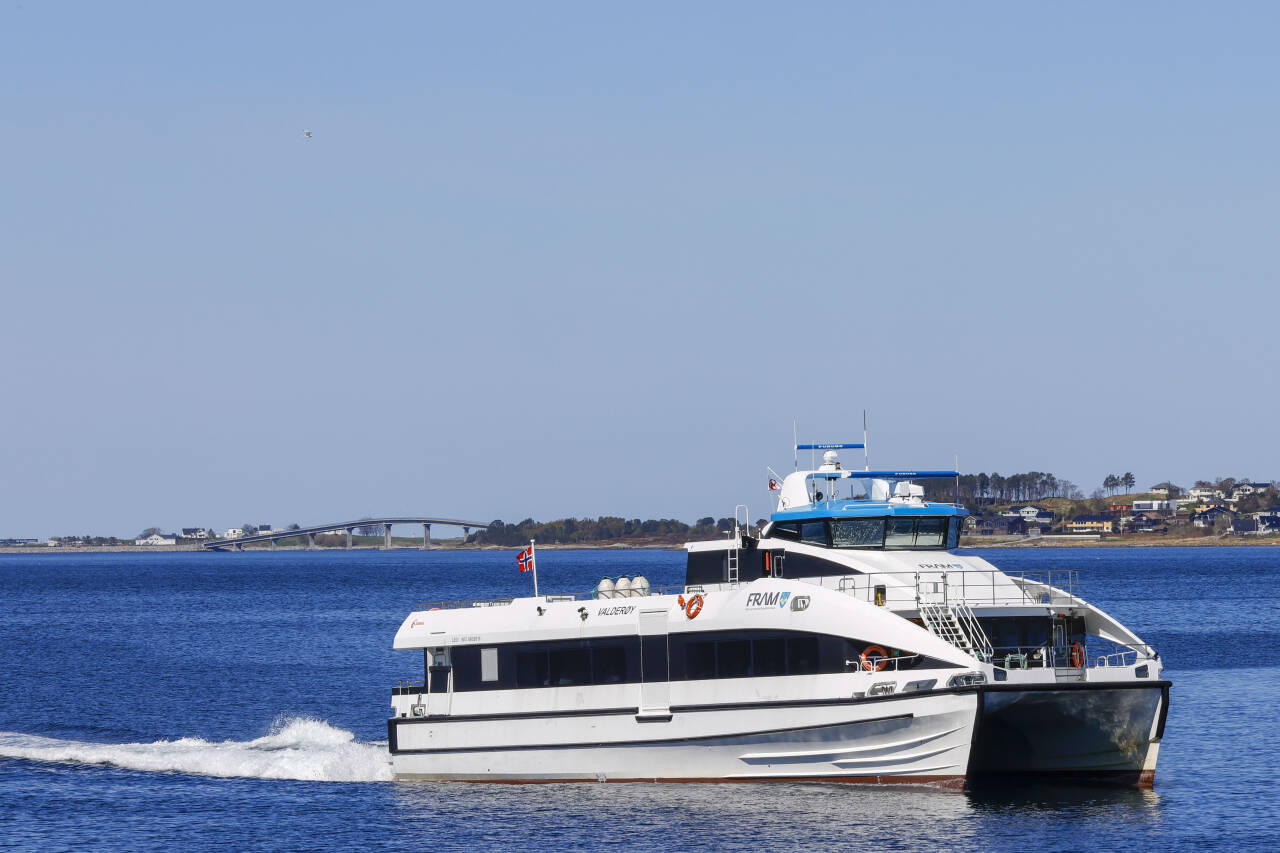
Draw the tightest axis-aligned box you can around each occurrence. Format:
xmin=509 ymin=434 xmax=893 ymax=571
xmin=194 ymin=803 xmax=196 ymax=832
xmin=462 ymin=526 xmax=471 ymax=543
xmin=384 ymin=524 xmax=392 ymax=550
xmin=346 ymin=529 xmax=353 ymax=550
xmin=307 ymin=533 xmax=316 ymax=550
xmin=422 ymin=524 xmax=431 ymax=550
xmin=270 ymin=538 xmax=276 ymax=551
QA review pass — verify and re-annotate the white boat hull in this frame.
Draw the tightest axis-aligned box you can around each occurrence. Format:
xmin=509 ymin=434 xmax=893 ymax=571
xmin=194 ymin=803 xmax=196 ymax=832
xmin=390 ymin=691 xmax=977 ymax=787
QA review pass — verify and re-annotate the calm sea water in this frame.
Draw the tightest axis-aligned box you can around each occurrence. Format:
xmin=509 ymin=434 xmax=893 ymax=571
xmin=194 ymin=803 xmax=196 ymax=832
xmin=0 ymin=546 xmax=1276 ymax=851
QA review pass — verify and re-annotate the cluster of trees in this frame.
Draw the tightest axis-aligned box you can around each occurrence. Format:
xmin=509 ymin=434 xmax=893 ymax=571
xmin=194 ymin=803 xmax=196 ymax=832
xmin=1237 ymin=491 xmax=1278 ymax=514
xmin=56 ymin=535 xmax=125 ymax=545
xmin=925 ymin=471 xmax=1082 ymax=505
xmin=1100 ymin=473 xmax=1137 ymax=496
xmin=471 ymin=516 xmax=746 ymax=546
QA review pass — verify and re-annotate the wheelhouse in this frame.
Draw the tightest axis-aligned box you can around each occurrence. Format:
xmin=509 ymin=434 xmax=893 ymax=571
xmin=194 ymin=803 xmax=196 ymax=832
xmin=766 ymin=513 xmax=964 ymax=550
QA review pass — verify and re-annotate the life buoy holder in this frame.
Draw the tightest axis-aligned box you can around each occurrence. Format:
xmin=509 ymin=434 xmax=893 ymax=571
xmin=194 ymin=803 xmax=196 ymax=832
xmin=683 ymin=594 xmax=704 ymax=620
xmin=860 ymin=644 xmax=888 ymax=672
xmin=1069 ymin=642 xmax=1085 ymax=668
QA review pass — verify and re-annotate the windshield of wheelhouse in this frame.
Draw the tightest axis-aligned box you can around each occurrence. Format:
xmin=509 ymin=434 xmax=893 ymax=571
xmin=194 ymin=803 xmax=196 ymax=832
xmin=774 ymin=516 xmax=959 ymax=550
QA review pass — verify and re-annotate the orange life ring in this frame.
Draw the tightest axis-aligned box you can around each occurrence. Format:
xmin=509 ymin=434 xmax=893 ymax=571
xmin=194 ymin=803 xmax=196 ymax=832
xmin=860 ymin=645 xmax=888 ymax=672
xmin=684 ymin=594 xmax=704 ymax=620
xmin=1069 ymin=642 xmax=1085 ymax=668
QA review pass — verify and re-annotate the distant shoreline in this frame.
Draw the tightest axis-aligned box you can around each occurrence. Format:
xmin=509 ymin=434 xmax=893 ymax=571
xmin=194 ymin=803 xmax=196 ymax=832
xmin=3 ymin=536 xmax=1278 ymax=555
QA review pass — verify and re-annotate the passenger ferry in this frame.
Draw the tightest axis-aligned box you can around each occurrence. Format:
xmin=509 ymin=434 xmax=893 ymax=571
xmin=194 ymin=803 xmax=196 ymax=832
xmin=388 ymin=443 xmax=1169 ymax=787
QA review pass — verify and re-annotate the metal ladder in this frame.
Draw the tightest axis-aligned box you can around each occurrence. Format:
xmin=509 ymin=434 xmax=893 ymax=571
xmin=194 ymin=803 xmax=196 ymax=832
xmin=727 ymin=504 xmax=749 ymax=584
xmin=919 ymin=601 xmax=973 ymax=654
xmin=916 ymin=573 xmax=994 ymax=662
xmin=950 ymin=601 xmax=994 ymax=662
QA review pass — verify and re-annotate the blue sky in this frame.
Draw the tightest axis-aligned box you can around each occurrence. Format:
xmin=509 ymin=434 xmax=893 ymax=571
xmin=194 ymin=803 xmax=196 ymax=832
xmin=3 ymin=2 xmax=1277 ymax=538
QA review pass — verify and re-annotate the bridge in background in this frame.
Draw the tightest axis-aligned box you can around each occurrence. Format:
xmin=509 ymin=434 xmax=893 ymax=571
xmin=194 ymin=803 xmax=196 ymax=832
xmin=202 ymin=517 xmax=490 ymax=551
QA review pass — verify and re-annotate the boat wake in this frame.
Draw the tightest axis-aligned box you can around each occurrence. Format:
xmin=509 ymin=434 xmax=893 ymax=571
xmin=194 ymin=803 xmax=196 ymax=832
xmin=0 ymin=716 xmax=392 ymax=782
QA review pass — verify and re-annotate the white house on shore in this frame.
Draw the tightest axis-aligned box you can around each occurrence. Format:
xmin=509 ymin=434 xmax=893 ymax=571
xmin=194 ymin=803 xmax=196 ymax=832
xmin=223 ymin=528 xmax=244 ymax=539
xmin=135 ymin=533 xmax=177 ymax=546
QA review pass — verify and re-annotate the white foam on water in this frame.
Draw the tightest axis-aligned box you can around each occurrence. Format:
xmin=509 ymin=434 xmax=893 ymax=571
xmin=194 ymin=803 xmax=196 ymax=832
xmin=0 ymin=716 xmax=393 ymax=782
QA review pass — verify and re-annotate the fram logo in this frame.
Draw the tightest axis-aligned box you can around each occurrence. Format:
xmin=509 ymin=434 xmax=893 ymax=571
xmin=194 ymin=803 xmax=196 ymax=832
xmin=746 ymin=591 xmax=791 ymax=609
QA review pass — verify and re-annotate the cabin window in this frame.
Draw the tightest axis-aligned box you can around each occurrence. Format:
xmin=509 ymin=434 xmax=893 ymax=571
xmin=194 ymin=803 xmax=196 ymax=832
xmin=752 ymin=637 xmax=786 ymax=675
xmin=516 ymin=650 xmax=549 ymax=687
xmin=800 ymin=521 xmax=828 ymax=546
xmin=453 ymin=638 xmax=639 ymax=690
xmin=685 ymin=641 xmax=718 ymax=680
xmin=915 ymin=517 xmax=946 ymax=548
xmin=717 ymin=640 xmax=752 ymax=678
xmin=676 ymin=632 xmax=837 ymax=680
xmin=592 ymin=645 xmax=627 ymax=684
xmin=685 ymin=551 xmax=726 ymax=585
xmin=787 ymin=635 xmax=820 ymax=674
xmin=831 ymin=518 xmax=885 ymax=548
xmin=770 ymin=522 xmax=800 ymax=541
xmin=451 ymin=631 xmax=946 ymax=691
xmin=480 ymin=647 xmax=498 ymax=682
xmin=883 ymin=517 xmax=950 ymax=550
xmin=885 ymin=517 xmax=917 ymax=547
xmin=549 ymin=648 xmax=591 ymax=686
xmin=773 ymin=516 xmax=960 ymax=553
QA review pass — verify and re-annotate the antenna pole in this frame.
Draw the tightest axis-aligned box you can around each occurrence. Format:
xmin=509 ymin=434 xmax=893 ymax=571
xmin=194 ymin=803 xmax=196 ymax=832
xmin=793 ymin=420 xmax=798 ymax=471
xmin=863 ymin=410 xmax=870 ymax=470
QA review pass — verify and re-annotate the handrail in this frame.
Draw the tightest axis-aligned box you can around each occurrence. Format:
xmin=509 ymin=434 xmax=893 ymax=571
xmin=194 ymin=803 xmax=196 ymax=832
xmin=414 ymin=584 xmax=691 ymax=611
xmin=817 ymin=568 xmax=1081 ymax=608
xmin=986 ymin=642 xmax=1156 ymax=669
xmin=412 ymin=570 xmax=1086 ymax=612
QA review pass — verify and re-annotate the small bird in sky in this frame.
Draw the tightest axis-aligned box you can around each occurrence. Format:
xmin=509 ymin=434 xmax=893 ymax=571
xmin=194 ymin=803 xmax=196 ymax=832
xmin=303 ymin=130 xmax=312 ymax=139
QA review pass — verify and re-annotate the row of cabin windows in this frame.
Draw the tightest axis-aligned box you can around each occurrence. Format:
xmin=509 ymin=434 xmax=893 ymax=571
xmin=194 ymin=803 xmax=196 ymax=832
xmin=447 ymin=630 xmax=939 ymax=692
xmin=977 ymin=615 xmax=1086 ymax=650
xmin=768 ymin=516 xmax=961 ymax=550
xmin=684 ymin=541 xmax=957 ymax=585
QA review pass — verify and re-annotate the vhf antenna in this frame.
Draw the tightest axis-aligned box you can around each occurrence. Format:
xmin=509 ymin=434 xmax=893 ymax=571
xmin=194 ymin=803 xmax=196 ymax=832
xmin=863 ymin=410 xmax=870 ymax=470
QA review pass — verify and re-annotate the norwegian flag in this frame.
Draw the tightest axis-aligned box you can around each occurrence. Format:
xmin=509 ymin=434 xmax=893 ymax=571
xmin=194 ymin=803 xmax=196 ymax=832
xmin=517 ymin=546 xmax=534 ymax=573
xmin=768 ymin=477 xmax=780 ymax=491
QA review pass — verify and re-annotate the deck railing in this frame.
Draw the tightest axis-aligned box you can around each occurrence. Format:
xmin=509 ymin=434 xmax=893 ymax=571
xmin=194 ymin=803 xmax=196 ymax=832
xmin=413 ymin=571 xmax=1082 ymax=612
xmin=826 ymin=569 xmax=1081 ymax=608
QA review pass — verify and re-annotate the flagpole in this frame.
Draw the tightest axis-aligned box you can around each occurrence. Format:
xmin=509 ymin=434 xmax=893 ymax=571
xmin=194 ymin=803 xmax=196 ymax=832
xmin=531 ymin=538 xmax=538 ymax=597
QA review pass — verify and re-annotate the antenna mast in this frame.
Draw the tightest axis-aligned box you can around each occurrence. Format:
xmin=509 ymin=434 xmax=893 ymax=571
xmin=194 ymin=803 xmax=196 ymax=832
xmin=863 ymin=410 xmax=870 ymax=470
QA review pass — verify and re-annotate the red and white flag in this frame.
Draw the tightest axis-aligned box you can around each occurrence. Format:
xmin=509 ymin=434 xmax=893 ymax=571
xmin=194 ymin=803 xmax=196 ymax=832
xmin=768 ymin=477 xmax=780 ymax=491
xmin=517 ymin=546 xmax=534 ymax=573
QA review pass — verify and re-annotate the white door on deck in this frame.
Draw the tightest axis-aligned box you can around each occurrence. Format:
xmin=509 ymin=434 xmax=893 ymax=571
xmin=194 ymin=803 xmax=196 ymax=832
xmin=638 ymin=609 xmax=670 ymax=713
